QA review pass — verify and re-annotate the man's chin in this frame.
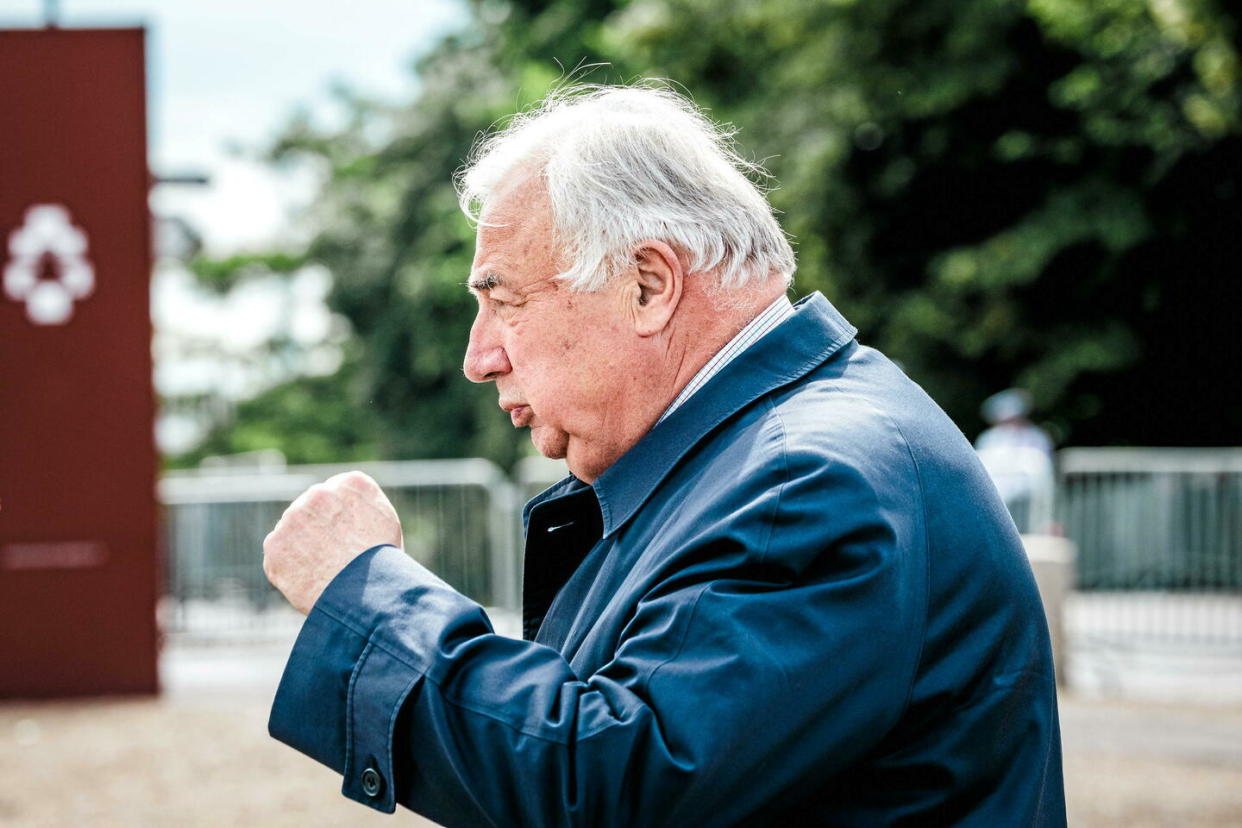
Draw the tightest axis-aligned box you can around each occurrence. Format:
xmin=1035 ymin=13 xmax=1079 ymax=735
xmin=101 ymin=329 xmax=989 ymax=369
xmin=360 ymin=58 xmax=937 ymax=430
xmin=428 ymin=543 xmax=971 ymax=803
xmin=529 ymin=425 xmax=570 ymax=461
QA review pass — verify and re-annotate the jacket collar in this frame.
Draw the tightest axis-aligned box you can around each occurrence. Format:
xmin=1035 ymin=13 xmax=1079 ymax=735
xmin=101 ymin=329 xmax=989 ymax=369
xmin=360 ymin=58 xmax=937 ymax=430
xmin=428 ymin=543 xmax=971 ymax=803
xmin=589 ymin=291 xmax=857 ymax=537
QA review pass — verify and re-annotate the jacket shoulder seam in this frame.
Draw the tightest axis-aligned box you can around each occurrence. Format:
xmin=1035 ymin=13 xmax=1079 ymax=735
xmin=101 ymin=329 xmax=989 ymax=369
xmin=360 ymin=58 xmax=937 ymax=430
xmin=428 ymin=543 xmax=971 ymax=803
xmin=880 ymin=412 xmax=932 ymax=731
xmin=759 ymin=396 xmax=791 ymax=566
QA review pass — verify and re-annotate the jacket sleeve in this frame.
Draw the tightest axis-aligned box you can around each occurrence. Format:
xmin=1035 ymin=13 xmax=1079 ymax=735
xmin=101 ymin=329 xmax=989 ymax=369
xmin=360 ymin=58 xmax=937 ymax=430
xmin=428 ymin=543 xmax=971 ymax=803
xmin=268 ymin=446 xmax=928 ymax=827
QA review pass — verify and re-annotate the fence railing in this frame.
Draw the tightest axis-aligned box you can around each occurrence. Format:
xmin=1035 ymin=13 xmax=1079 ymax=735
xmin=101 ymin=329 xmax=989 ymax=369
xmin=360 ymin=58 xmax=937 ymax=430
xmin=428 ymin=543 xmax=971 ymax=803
xmin=1057 ymin=448 xmax=1242 ymax=653
xmin=159 ymin=459 xmax=542 ymax=640
xmin=1059 ymin=449 xmax=1242 ymax=591
xmin=159 ymin=450 xmax=1241 ymax=651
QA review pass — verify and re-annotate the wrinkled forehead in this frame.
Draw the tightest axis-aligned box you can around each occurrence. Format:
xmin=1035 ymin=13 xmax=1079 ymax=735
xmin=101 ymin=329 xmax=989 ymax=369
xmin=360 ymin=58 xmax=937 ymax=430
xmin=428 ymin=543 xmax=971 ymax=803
xmin=478 ymin=164 xmax=549 ymax=226
xmin=472 ymin=172 xmax=562 ymax=273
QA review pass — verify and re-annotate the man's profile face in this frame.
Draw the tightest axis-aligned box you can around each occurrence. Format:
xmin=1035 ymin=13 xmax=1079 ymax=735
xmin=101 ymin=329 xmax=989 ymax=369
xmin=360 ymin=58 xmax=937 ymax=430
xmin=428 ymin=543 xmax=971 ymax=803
xmin=462 ymin=174 xmax=636 ymax=481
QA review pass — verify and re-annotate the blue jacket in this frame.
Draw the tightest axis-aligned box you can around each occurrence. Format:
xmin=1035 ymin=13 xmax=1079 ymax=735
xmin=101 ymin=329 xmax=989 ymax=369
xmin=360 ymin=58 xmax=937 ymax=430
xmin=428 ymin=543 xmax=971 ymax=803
xmin=270 ymin=293 xmax=1065 ymax=826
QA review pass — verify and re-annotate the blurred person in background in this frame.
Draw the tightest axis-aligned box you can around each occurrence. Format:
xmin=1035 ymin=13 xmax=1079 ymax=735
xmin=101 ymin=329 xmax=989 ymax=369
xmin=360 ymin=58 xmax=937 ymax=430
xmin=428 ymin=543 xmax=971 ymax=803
xmin=975 ymin=388 xmax=1057 ymax=534
xmin=975 ymin=388 xmax=1054 ymax=461
xmin=262 ymin=83 xmax=1065 ymax=825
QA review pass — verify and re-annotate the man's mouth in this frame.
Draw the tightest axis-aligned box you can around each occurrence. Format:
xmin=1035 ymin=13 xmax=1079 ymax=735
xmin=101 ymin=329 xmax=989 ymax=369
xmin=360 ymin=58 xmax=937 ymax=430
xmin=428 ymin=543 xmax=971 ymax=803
xmin=502 ymin=402 xmax=532 ymax=427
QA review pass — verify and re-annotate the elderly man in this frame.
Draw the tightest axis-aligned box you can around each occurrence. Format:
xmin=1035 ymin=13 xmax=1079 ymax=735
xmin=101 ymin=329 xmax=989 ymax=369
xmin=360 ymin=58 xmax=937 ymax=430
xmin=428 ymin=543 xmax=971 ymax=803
xmin=264 ymin=85 xmax=1065 ymax=825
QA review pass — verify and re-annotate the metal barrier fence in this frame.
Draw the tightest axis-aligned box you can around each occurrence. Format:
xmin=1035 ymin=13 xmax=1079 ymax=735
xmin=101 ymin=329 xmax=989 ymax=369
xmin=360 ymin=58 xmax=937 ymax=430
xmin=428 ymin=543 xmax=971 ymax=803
xmin=1060 ymin=449 xmax=1242 ymax=590
xmin=159 ymin=459 xmax=529 ymax=641
xmin=159 ymin=450 xmax=1241 ymax=653
xmin=1058 ymin=448 xmax=1242 ymax=650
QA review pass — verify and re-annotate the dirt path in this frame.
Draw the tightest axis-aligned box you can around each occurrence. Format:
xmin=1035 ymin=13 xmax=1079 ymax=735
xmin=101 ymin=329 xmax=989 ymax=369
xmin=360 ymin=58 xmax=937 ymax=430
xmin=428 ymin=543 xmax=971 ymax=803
xmin=1060 ymin=696 xmax=1242 ymax=826
xmin=0 ymin=693 xmax=431 ymax=827
xmin=1 ymin=691 xmax=1240 ymax=826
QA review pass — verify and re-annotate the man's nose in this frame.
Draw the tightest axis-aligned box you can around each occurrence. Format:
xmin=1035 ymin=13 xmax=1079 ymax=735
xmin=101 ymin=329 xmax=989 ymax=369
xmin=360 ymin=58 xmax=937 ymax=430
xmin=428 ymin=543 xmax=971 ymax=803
xmin=463 ymin=309 xmax=511 ymax=383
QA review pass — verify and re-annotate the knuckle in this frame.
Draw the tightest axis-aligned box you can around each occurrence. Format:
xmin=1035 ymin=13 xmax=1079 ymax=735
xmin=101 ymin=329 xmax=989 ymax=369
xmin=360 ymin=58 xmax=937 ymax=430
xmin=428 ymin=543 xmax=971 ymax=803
xmin=343 ymin=470 xmax=374 ymax=493
xmin=286 ymin=487 xmax=313 ymax=514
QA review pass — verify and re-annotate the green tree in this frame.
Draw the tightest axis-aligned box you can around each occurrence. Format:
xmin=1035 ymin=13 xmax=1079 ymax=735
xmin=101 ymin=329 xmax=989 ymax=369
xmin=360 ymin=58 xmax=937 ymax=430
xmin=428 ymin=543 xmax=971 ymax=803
xmin=193 ymin=0 xmax=1239 ymax=465
xmin=592 ymin=0 xmax=1239 ymax=443
xmin=258 ymin=37 xmax=534 ymax=467
xmin=172 ymin=359 xmax=381 ymax=467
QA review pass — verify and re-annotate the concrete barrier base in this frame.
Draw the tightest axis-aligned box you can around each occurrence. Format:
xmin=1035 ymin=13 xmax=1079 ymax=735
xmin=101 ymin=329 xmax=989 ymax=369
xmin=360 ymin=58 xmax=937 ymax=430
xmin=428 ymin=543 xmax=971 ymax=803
xmin=1021 ymin=534 xmax=1077 ymax=686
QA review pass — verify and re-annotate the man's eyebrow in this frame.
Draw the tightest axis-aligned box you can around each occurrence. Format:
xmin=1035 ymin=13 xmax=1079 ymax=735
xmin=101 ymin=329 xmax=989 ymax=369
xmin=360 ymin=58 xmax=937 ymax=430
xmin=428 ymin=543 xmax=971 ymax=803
xmin=467 ymin=272 xmax=503 ymax=293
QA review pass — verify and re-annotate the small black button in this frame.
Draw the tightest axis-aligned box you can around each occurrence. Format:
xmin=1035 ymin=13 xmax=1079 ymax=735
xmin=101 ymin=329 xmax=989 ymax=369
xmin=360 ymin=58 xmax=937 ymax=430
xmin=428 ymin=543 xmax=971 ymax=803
xmin=361 ymin=767 xmax=384 ymax=798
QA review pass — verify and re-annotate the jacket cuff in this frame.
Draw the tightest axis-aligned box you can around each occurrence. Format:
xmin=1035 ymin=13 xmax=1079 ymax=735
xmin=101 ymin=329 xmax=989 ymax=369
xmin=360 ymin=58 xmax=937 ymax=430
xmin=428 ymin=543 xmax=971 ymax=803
xmin=269 ymin=600 xmax=366 ymax=776
xmin=341 ymin=639 xmax=422 ymax=812
xmin=269 ymin=545 xmax=485 ymax=813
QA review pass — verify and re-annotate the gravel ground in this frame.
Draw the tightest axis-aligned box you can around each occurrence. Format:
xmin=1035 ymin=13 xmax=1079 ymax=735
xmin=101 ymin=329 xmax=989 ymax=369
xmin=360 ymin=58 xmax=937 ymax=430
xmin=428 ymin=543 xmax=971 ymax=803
xmin=1 ymin=690 xmax=1240 ymax=826
xmin=0 ymin=693 xmax=432 ymax=828
xmin=1060 ymin=697 xmax=1242 ymax=826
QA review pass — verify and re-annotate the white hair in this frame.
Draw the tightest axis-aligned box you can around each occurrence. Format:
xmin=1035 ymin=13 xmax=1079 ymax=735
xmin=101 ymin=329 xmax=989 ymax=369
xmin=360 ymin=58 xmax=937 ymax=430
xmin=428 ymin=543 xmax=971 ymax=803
xmin=456 ymin=83 xmax=796 ymax=292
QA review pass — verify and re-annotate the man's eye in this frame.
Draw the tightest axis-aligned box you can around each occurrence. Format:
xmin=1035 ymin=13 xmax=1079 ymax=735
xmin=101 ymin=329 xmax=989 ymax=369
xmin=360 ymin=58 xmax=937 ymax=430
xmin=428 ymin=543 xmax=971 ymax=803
xmin=491 ymin=296 xmax=521 ymax=314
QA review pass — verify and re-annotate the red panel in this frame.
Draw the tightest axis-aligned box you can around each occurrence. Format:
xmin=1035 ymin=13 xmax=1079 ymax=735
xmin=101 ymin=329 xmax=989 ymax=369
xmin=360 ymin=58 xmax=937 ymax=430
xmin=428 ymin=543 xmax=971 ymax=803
xmin=0 ymin=28 xmax=158 ymax=696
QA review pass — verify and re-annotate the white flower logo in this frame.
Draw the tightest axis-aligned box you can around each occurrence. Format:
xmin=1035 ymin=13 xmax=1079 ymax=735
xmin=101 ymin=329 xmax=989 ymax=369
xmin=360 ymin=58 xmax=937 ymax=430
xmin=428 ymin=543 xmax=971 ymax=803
xmin=4 ymin=204 xmax=95 ymax=325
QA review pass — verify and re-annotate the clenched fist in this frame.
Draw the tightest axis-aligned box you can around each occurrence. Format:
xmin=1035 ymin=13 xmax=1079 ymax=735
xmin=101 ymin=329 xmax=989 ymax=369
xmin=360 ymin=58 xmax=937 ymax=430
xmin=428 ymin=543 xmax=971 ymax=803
xmin=263 ymin=471 xmax=404 ymax=614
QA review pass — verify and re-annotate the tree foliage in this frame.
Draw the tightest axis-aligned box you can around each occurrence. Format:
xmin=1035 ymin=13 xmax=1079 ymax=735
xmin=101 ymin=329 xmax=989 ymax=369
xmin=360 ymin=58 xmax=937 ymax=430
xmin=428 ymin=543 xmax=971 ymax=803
xmin=171 ymin=361 xmax=382 ymax=467
xmin=197 ymin=0 xmax=1240 ymax=465
xmin=591 ymin=0 xmax=1240 ymax=443
xmin=187 ymin=251 xmax=307 ymax=295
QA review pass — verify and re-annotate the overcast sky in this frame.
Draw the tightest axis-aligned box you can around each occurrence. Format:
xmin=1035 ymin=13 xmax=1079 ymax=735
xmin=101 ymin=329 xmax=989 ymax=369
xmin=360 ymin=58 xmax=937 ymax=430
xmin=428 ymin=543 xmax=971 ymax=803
xmin=1 ymin=0 xmax=466 ymax=251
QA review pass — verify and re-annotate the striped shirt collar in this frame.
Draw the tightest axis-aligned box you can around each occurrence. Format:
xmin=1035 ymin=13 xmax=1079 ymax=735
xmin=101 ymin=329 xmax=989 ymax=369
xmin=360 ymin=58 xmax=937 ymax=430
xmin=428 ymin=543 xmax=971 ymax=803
xmin=656 ymin=294 xmax=795 ymax=424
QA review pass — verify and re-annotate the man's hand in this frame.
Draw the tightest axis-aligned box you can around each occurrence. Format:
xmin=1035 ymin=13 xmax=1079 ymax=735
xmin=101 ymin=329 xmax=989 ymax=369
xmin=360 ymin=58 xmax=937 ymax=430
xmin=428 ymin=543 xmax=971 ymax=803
xmin=263 ymin=471 xmax=404 ymax=614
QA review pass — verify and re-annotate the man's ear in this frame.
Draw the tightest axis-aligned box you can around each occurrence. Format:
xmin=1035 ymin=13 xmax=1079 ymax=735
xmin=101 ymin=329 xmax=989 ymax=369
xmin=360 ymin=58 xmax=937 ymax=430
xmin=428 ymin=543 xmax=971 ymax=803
xmin=630 ymin=241 xmax=683 ymax=337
